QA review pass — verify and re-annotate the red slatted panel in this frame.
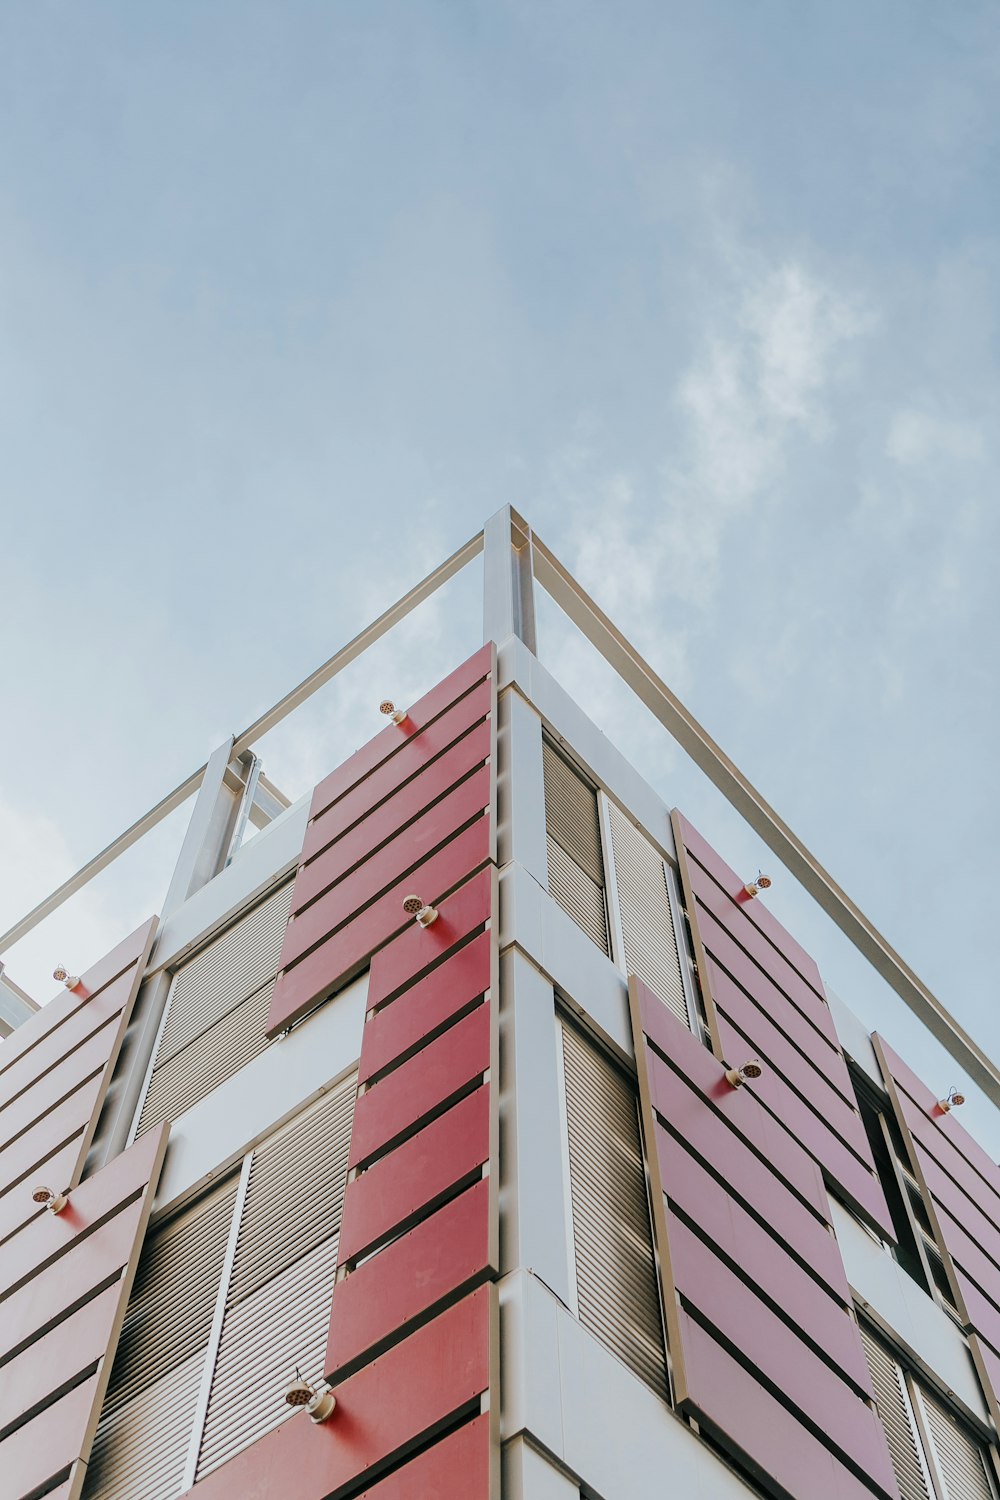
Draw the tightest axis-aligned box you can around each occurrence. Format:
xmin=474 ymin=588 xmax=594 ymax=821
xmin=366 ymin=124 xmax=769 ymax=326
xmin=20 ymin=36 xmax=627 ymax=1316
xmin=366 ymin=870 xmax=492 ymax=1013
xmin=676 ymin=1313 xmax=897 ymax=1500
xmin=328 ymin=1180 xmax=491 ymax=1379
xmin=269 ymin=817 xmax=491 ymax=1034
xmin=676 ymin=815 xmax=895 ymax=1240
xmin=337 ymin=1087 xmax=490 ymax=1265
xmin=0 ymin=918 xmax=156 ymax=1080
xmin=0 ymin=966 xmax=138 ymax=1109
xmin=676 ymin=813 xmax=823 ymax=992
xmin=283 ymin=767 xmax=491 ymax=969
xmin=356 ymin=1413 xmax=491 ymax=1499
xmin=349 ymin=1003 xmax=490 ymax=1169
xmin=309 ymin=646 xmax=493 ymax=822
xmin=0 ymin=1076 xmax=105 ymax=1198
xmin=181 ymin=1287 xmax=492 ymax=1500
xmin=360 ymin=930 xmax=491 ymax=1084
xmin=296 ymin=720 xmax=491 ymax=909
xmin=304 ymin=680 xmax=492 ymax=863
xmin=631 ymin=979 xmax=898 ymax=1500
xmin=0 ymin=1017 xmax=120 ymax=1147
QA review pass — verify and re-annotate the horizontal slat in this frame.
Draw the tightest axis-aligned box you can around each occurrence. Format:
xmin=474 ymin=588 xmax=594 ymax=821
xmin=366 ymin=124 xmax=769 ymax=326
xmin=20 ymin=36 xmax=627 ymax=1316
xmin=178 ymin=1287 xmax=492 ymax=1500
xmin=0 ymin=1371 xmax=99 ymax=1500
xmin=366 ymin=869 xmax=493 ymax=1013
xmin=327 ymin=1179 xmax=491 ymax=1380
xmin=561 ymin=1021 xmax=666 ymax=1396
xmin=338 ymin=1087 xmax=490 ymax=1265
xmin=0 ymin=1074 xmax=104 ymax=1198
xmin=268 ymin=818 xmax=491 ymax=1034
xmin=296 ymin=720 xmax=491 ymax=909
xmin=0 ymin=1015 xmax=120 ymax=1149
xmin=308 ymin=646 xmax=493 ymax=822
xmin=860 ymin=1325 xmax=932 ymax=1500
xmin=354 ymin=1413 xmax=491 ymax=1499
xmin=920 ymin=1384 xmax=996 ymax=1500
xmin=0 ymin=1282 xmax=121 ymax=1440
xmin=225 ymin=1076 xmax=356 ymax=1306
xmin=156 ymin=882 xmax=293 ymax=1068
xmin=0 ymin=1136 xmax=83 ymax=1247
xmin=349 ymin=1002 xmax=490 ymax=1169
xmin=137 ymin=981 xmax=274 ymax=1135
xmin=543 ymin=741 xmax=604 ymax=884
xmin=0 ymin=967 xmax=135 ymax=1112
xmin=303 ymin=680 xmax=493 ymax=864
xmin=360 ymin=930 xmax=492 ymax=1084
xmin=546 ymin=835 xmax=610 ymax=953
xmin=608 ymin=802 xmax=688 ymax=1026
xmin=198 ymin=1239 xmax=338 ymax=1478
xmin=85 ymin=1349 xmax=204 ymax=1500
xmin=284 ymin=767 xmax=491 ymax=965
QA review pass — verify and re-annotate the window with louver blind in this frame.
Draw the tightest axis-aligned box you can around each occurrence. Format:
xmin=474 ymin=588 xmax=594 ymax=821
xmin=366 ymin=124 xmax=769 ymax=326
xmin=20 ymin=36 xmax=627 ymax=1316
xmin=135 ymin=879 xmax=294 ymax=1135
xmin=543 ymin=740 xmax=610 ymax=955
xmin=605 ymin=801 xmax=690 ymax=1031
xmin=860 ymin=1323 xmax=998 ymax=1500
xmin=86 ymin=1073 xmax=356 ymax=1499
xmin=559 ymin=1017 xmax=667 ymax=1398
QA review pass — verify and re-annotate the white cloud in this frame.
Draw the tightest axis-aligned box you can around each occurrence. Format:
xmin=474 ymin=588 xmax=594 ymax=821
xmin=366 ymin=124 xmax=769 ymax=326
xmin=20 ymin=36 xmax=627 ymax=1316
xmin=886 ymin=405 xmax=985 ymax=466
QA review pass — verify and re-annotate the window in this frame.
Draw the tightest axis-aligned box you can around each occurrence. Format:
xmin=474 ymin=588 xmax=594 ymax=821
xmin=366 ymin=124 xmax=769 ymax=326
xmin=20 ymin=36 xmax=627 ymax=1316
xmin=134 ymin=879 xmax=294 ymax=1135
xmin=543 ymin=739 xmax=610 ymax=955
xmin=860 ymin=1323 xmax=998 ymax=1500
xmin=852 ymin=1067 xmax=960 ymax=1316
xmin=86 ymin=1073 xmax=356 ymax=1498
xmin=558 ymin=1015 xmax=667 ymax=1397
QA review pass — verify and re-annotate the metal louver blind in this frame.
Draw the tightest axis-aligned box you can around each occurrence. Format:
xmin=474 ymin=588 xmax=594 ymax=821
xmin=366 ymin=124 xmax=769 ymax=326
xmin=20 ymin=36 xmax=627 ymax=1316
xmin=859 ymin=1325 xmax=933 ymax=1500
xmin=137 ymin=880 xmax=293 ymax=1134
xmin=560 ymin=1018 xmax=667 ymax=1396
xmin=917 ymin=1385 xmax=997 ymax=1500
xmin=84 ymin=1179 xmax=240 ymax=1500
xmin=606 ymin=802 xmax=689 ymax=1028
xmin=543 ymin=741 xmax=609 ymax=956
xmin=196 ymin=1074 xmax=356 ymax=1477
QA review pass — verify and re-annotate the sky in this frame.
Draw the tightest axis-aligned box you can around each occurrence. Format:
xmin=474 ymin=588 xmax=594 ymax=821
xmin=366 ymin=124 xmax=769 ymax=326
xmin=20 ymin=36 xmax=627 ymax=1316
xmin=1 ymin=4 xmax=998 ymax=1133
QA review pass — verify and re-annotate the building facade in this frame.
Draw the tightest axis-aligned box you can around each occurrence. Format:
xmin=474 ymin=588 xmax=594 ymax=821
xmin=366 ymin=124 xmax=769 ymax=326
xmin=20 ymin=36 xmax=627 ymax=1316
xmin=1 ymin=508 xmax=998 ymax=1500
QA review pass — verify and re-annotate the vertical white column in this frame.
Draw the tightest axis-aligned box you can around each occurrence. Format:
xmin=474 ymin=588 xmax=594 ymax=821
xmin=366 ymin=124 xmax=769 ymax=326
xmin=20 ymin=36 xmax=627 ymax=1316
xmin=483 ymin=505 xmax=538 ymax=652
xmin=498 ymin=688 xmax=549 ymax=888
xmin=162 ymin=737 xmax=240 ymax=916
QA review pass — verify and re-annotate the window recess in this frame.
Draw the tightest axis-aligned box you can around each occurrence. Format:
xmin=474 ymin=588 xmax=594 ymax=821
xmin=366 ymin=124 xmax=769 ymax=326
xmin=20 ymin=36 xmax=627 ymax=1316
xmin=542 ymin=739 xmax=610 ymax=955
xmin=860 ymin=1322 xmax=998 ymax=1500
xmin=557 ymin=1014 xmax=668 ymax=1398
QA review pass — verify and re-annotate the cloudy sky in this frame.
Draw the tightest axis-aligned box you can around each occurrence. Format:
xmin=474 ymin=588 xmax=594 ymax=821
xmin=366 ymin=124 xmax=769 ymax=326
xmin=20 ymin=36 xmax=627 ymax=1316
xmin=1 ymin=4 xmax=997 ymax=1134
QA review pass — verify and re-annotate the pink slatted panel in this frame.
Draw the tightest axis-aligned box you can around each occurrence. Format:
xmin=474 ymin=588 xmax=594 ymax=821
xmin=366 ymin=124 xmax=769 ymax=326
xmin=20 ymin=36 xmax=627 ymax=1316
xmin=0 ymin=1075 xmax=104 ymax=1198
xmin=0 ymin=918 xmax=156 ymax=1079
xmin=283 ymin=767 xmax=491 ymax=968
xmin=338 ymin=1087 xmax=490 ymax=1265
xmin=296 ymin=720 xmax=491 ymax=909
xmin=181 ymin=1288 xmax=492 ymax=1500
xmin=305 ymin=681 xmax=493 ymax=866
xmin=360 ymin=930 xmax=491 ymax=1084
xmin=327 ymin=1180 xmax=491 ymax=1379
xmin=0 ymin=1283 xmax=121 ymax=1438
xmin=309 ymin=646 xmax=493 ymax=822
xmin=676 ymin=1313 xmax=898 ymax=1500
xmin=355 ymin=1414 xmax=490 ymax=1499
xmin=0 ymin=1017 xmax=120 ymax=1147
xmin=882 ymin=1038 xmax=1000 ymax=1195
xmin=0 ymin=966 xmax=137 ymax=1110
xmin=640 ymin=988 xmax=830 ymax=1222
xmin=677 ymin=812 xmax=823 ymax=993
xmin=669 ymin=1219 xmax=885 ymax=1468
xmin=713 ymin=1010 xmax=889 ymax=1229
xmin=0 ymin=1373 xmax=100 ymax=1500
xmin=664 ymin=1140 xmax=871 ymax=1392
xmin=349 ymin=1003 xmax=490 ymax=1169
xmin=268 ymin=818 xmax=490 ymax=1034
xmin=0 ymin=1137 xmax=82 ymax=1248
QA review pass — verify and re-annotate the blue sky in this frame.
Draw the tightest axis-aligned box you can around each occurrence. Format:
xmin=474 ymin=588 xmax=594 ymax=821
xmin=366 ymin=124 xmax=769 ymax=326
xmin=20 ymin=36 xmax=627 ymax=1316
xmin=1 ymin=4 xmax=997 ymax=1131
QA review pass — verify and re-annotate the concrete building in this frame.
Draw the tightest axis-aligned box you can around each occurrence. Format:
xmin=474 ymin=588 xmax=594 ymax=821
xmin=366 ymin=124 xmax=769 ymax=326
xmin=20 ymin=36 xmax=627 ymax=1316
xmin=1 ymin=507 xmax=998 ymax=1500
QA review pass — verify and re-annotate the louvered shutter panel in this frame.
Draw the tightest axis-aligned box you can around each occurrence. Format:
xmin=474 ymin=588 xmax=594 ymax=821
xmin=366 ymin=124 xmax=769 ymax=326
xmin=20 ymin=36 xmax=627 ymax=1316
xmin=916 ymin=1386 xmax=998 ymax=1500
xmin=560 ymin=1018 xmax=666 ymax=1396
xmin=137 ymin=880 xmax=293 ymax=1133
xmin=196 ymin=1073 xmax=356 ymax=1477
xmin=606 ymin=802 xmax=689 ymax=1028
xmin=543 ymin=741 xmax=609 ymax=955
xmin=84 ymin=1179 xmax=240 ymax=1500
xmin=859 ymin=1325 xmax=934 ymax=1500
